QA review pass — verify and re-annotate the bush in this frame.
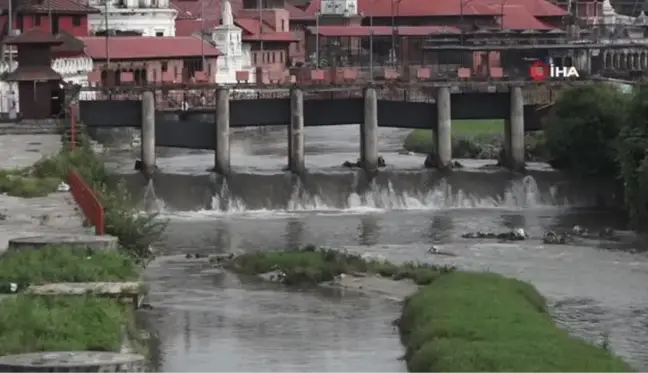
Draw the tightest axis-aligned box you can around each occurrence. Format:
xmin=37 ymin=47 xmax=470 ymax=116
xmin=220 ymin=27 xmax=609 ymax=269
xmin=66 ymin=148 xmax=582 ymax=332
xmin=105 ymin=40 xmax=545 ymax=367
xmin=27 ymin=138 xmax=166 ymax=264
xmin=0 ymin=246 xmax=139 ymax=289
xmin=617 ymin=87 xmax=648 ymax=229
xmin=0 ymin=169 xmax=61 ymax=198
xmin=225 ymin=246 xmax=454 ymax=286
xmin=0 ymin=296 xmax=132 ymax=355
xmin=543 ymin=84 xmax=630 ymax=177
xmin=399 ymin=272 xmax=632 ymax=372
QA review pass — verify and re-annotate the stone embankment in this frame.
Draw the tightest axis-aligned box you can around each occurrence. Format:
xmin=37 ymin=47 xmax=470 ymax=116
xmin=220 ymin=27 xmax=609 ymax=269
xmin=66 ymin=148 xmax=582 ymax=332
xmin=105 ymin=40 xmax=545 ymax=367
xmin=0 ymin=135 xmax=92 ymax=253
xmin=0 ymin=134 xmax=147 ymax=372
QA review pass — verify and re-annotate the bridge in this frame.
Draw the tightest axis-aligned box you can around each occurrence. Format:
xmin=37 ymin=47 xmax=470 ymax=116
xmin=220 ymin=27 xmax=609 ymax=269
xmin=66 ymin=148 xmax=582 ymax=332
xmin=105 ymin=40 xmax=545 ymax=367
xmin=75 ymin=79 xmax=614 ymax=176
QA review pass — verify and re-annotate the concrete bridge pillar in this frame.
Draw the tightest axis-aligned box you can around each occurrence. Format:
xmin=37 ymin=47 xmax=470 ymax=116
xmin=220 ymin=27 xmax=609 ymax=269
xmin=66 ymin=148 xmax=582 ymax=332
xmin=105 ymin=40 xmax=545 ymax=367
xmin=361 ymin=87 xmax=379 ymax=172
xmin=288 ymin=88 xmax=305 ymax=173
xmin=140 ymin=90 xmax=156 ymax=178
xmin=435 ymin=86 xmax=452 ymax=169
xmin=214 ymin=87 xmax=231 ymax=175
xmin=505 ymin=85 xmax=525 ymax=171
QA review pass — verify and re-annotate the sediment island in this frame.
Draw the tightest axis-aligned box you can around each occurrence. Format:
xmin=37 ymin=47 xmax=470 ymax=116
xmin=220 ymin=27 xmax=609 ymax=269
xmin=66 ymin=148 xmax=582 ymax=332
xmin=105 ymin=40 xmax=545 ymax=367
xmin=216 ymin=246 xmax=633 ymax=372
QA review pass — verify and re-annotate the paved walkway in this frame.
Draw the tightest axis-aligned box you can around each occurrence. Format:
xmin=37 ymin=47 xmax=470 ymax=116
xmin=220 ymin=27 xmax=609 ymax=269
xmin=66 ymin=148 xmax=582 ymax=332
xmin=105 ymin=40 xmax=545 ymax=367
xmin=0 ymin=135 xmax=91 ymax=253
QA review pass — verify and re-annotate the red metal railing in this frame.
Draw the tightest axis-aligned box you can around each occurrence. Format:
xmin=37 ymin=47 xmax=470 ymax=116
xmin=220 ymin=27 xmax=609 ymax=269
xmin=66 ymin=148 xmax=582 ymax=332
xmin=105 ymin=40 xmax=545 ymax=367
xmin=66 ymin=103 xmax=105 ymax=235
xmin=67 ymin=168 xmax=105 ymax=235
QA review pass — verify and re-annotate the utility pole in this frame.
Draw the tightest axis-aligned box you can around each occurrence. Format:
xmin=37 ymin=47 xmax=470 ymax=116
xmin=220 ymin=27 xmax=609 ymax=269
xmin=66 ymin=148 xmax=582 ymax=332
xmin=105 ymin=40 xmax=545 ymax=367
xmin=200 ymin=0 xmax=205 ymax=70
xmin=104 ymin=0 xmax=110 ymax=67
xmin=390 ymin=0 xmax=395 ymax=66
xmin=315 ymin=7 xmax=320 ymax=68
xmin=7 ymin=0 xmax=13 ymax=68
xmin=369 ymin=5 xmax=374 ymax=81
xmin=258 ymin=0 xmax=264 ymax=71
xmin=48 ymin=0 xmax=53 ymax=33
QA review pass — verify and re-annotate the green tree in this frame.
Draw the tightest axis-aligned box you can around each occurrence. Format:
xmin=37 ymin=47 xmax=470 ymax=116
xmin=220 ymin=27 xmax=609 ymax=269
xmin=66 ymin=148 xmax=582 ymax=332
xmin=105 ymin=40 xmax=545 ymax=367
xmin=543 ymin=84 xmax=630 ymax=178
xmin=617 ymin=86 xmax=648 ymax=228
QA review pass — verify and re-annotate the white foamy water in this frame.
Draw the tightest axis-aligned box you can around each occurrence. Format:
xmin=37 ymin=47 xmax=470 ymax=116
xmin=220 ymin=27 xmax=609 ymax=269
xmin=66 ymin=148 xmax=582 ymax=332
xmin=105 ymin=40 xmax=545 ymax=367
xmin=160 ymin=175 xmax=577 ymax=220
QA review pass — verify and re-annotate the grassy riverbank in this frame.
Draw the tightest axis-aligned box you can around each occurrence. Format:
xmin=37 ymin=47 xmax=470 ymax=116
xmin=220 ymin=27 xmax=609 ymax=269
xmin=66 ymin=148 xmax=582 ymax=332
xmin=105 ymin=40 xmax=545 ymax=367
xmin=0 ymin=295 xmax=134 ymax=355
xmin=223 ymin=246 xmax=452 ymax=286
xmin=399 ymin=272 xmax=632 ymax=372
xmin=224 ymin=248 xmax=632 ymax=372
xmin=0 ymin=246 xmax=145 ymax=356
xmin=402 ymin=120 xmax=547 ymax=160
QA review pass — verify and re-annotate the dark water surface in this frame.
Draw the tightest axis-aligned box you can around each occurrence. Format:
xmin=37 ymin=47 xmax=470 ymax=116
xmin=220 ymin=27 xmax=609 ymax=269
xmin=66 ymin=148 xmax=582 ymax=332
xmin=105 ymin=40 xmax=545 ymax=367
xmin=107 ymin=125 xmax=648 ymax=371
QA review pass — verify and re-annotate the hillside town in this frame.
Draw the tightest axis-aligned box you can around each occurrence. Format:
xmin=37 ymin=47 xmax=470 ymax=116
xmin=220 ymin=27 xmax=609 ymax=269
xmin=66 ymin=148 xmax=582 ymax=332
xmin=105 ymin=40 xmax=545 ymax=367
xmin=0 ymin=0 xmax=646 ymax=117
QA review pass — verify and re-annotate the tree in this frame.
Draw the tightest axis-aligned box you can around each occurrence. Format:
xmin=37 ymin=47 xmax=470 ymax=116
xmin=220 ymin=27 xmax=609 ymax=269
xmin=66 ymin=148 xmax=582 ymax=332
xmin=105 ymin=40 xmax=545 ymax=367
xmin=543 ymin=84 xmax=630 ymax=178
xmin=617 ymin=87 xmax=648 ymax=228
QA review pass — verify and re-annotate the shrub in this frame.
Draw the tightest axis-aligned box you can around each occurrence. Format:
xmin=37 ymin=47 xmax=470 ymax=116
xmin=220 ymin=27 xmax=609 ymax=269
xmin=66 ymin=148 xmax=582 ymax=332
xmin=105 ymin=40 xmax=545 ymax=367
xmin=543 ymin=84 xmax=630 ymax=177
xmin=399 ymin=272 xmax=632 ymax=372
xmin=26 ymin=137 xmax=165 ymax=264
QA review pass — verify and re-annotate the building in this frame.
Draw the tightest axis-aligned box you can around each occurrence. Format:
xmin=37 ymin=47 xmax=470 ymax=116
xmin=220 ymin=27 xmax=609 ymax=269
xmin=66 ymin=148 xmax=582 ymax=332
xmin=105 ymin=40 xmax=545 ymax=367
xmin=79 ymin=35 xmax=221 ymax=85
xmin=173 ymin=0 xmax=299 ymax=83
xmin=0 ymin=0 xmax=99 ymax=37
xmin=87 ymin=0 xmax=178 ymax=37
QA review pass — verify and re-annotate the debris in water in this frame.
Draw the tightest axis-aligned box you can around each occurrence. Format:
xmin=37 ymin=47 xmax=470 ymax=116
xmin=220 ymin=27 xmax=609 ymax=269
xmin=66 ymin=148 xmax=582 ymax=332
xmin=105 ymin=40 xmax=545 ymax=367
xmin=462 ymin=228 xmax=527 ymax=241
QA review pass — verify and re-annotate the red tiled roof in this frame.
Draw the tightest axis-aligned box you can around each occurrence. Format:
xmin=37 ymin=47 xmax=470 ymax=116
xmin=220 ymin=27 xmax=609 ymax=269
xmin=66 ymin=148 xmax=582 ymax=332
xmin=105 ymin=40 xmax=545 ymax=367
xmin=236 ymin=18 xmax=300 ymax=41
xmin=497 ymin=5 xmax=557 ymax=30
xmin=3 ymin=28 xmax=62 ymax=45
xmin=175 ymin=18 xmax=220 ymax=36
xmin=304 ymin=0 xmax=501 ymax=17
xmin=0 ymin=0 xmax=99 ymax=14
xmin=79 ymin=36 xmax=221 ymax=60
xmin=285 ymin=2 xmax=312 ymax=19
xmin=307 ymin=25 xmax=461 ymax=37
xmin=483 ymin=0 xmax=566 ymax=16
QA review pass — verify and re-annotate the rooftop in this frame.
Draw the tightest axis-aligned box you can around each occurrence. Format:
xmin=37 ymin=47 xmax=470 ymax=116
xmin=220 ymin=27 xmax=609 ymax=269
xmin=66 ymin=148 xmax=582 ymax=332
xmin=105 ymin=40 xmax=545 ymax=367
xmin=307 ymin=25 xmax=461 ymax=37
xmin=79 ymin=36 xmax=221 ymax=60
xmin=0 ymin=0 xmax=100 ymax=14
xmin=3 ymin=28 xmax=62 ymax=45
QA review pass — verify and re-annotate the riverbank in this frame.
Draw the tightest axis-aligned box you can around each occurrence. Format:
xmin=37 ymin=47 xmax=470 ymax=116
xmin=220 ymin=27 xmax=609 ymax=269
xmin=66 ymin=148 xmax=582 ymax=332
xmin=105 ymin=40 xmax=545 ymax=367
xmin=0 ymin=133 xmax=158 ymax=365
xmin=218 ymin=247 xmax=633 ymax=372
xmin=402 ymin=121 xmax=547 ymax=161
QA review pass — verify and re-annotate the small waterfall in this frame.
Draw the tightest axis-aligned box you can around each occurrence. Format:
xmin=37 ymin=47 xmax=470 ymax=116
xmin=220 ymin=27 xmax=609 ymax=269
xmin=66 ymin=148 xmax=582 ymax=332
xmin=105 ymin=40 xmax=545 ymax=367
xmin=209 ymin=178 xmax=246 ymax=213
xmin=142 ymin=179 xmax=165 ymax=213
xmin=200 ymin=175 xmax=564 ymax=214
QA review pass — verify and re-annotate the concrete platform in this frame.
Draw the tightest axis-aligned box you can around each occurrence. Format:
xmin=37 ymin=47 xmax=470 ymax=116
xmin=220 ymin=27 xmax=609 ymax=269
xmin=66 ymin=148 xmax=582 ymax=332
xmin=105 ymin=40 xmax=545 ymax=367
xmin=8 ymin=234 xmax=118 ymax=252
xmin=0 ymin=351 xmax=145 ymax=372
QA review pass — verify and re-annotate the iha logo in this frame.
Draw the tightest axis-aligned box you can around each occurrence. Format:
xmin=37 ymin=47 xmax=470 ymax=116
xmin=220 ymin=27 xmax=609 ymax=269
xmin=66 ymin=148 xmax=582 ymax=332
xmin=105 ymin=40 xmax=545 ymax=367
xmin=529 ymin=60 xmax=580 ymax=81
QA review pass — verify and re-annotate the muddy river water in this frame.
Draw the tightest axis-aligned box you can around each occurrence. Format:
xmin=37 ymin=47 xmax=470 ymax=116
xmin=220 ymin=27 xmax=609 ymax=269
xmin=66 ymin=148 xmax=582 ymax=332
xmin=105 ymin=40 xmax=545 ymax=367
xmin=105 ymin=126 xmax=648 ymax=371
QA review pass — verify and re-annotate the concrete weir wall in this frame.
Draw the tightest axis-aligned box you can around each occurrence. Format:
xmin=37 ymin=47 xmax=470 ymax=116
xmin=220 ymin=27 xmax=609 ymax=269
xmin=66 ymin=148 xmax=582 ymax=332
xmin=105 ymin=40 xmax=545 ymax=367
xmin=79 ymin=87 xmax=535 ymax=174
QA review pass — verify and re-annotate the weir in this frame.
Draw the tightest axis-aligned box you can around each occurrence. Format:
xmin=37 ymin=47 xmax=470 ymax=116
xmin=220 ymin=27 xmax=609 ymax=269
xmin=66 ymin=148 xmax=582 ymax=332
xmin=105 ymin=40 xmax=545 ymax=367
xmin=81 ymin=83 xmax=543 ymax=177
xmin=119 ymin=170 xmax=619 ymax=213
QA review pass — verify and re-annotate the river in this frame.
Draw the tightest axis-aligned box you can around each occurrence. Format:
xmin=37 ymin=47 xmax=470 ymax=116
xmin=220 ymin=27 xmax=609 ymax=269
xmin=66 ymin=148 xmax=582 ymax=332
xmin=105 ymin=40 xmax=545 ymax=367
xmin=104 ymin=125 xmax=648 ymax=371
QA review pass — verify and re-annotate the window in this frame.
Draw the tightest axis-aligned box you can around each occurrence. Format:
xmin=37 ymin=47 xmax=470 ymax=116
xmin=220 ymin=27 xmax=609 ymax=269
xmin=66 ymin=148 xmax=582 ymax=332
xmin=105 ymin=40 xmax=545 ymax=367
xmin=34 ymin=15 xmax=41 ymax=26
xmin=281 ymin=19 xmax=286 ymax=31
xmin=72 ymin=16 xmax=82 ymax=27
xmin=161 ymin=61 xmax=168 ymax=72
xmin=155 ymin=31 xmax=164 ymax=37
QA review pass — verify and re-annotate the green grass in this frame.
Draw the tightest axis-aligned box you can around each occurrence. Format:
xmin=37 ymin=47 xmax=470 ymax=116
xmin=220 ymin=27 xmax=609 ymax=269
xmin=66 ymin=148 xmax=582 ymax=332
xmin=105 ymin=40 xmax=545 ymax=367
xmin=0 ymin=168 xmax=62 ymax=198
xmin=399 ymin=272 xmax=633 ymax=372
xmin=0 ymin=246 xmax=140 ymax=290
xmin=224 ymin=246 xmax=454 ymax=286
xmin=0 ymin=295 xmax=131 ymax=355
xmin=403 ymin=120 xmax=504 ymax=156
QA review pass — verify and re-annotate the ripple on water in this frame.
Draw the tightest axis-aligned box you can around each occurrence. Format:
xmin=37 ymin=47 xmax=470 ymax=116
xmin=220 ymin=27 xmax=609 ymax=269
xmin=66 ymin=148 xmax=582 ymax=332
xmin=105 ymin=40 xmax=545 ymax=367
xmin=143 ymin=257 xmax=407 ymax=372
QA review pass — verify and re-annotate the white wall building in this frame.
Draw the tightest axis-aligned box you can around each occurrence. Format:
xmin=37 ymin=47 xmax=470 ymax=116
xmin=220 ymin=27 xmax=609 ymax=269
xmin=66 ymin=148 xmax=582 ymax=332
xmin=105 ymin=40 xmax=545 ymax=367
xmin=87 ymin=0 xmax=177 ymax=37
xmin=209 ymin=0 xmax=256 ymax=85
